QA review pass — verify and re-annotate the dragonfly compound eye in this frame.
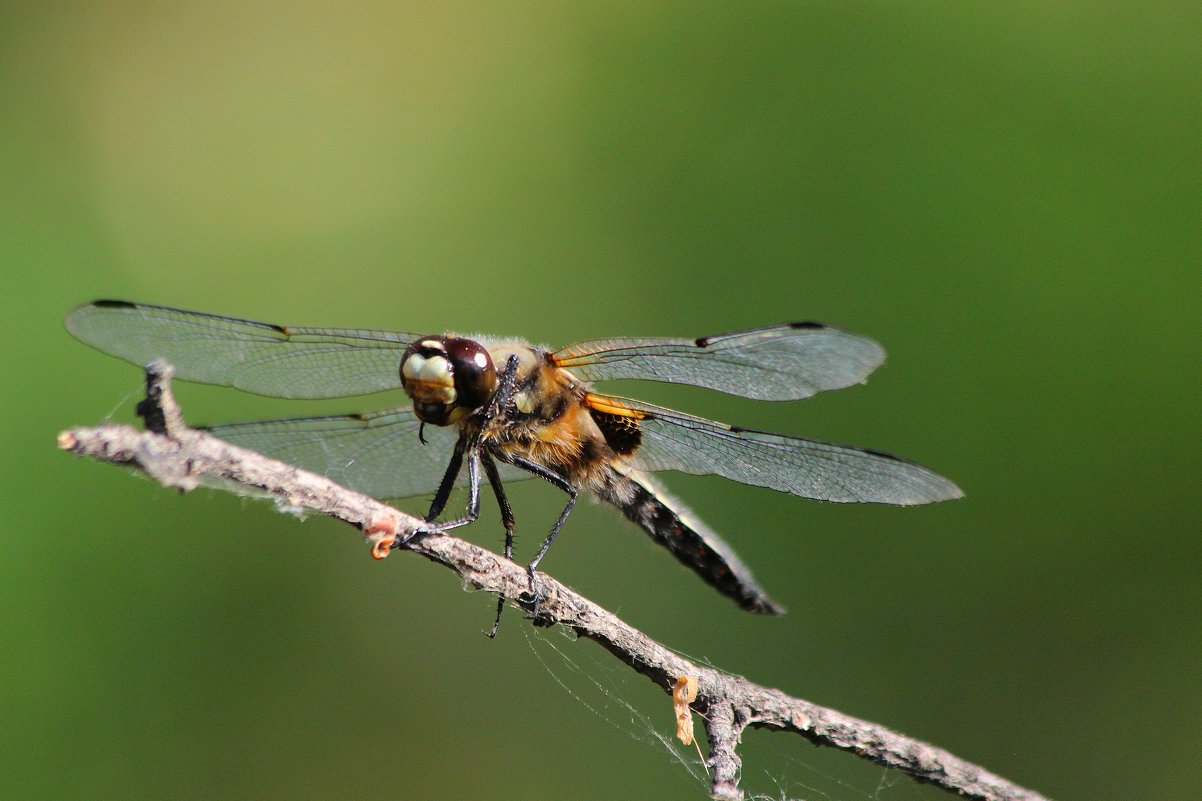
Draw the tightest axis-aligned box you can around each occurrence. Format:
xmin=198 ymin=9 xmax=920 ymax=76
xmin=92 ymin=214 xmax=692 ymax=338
xmin=401 ymin=336 xmax=496 ymax=424
xmin=444 ymin=337 xmax=497 ymax=411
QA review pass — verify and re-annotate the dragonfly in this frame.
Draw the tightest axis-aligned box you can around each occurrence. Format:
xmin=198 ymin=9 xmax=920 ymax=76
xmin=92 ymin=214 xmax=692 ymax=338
xmin=66 ymin=300 xmax=961 ymax=622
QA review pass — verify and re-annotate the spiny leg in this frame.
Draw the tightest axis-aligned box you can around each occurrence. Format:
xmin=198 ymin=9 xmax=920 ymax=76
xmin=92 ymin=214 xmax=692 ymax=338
xmin=481 ymin=451 xmax=516 ymax=558
xmin=482 ymin=354 xmax=520 ymax=427
xmin=426 ymin=449 xmax=482 ymax=532
xmin=481 ymin=450 xmax=517 ymax=638
xmin=398 ymin=448 xmax=482 ymax=549
xmin=479 ymin=354 xmax=526 ymax=635
xmin=424 ymin=430 xmax=467 ymax=523
xmin=492 ymin=448 xmax=578 ymax=616
xmin=412 ymin=354 xmax=521 ymax=631
xmin=422 ymin=352 xmax=516 ymax=534
xmin=368 ymin=429 xmax=468 ymax=558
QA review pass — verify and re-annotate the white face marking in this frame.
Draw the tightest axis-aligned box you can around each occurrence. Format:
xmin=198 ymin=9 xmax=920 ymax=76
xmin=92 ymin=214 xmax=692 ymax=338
xmin=418 ymin=355 xmax=453 ymax=385
xmin=419 ymin=339 xmax=445 ymax=351
xmin=401 ymin=353 xmax=426 ymax=380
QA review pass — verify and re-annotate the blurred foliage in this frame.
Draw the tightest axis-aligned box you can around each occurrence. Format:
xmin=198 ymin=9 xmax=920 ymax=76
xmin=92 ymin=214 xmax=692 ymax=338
xmin=2 ymin=3 xmax=1199 ymax=800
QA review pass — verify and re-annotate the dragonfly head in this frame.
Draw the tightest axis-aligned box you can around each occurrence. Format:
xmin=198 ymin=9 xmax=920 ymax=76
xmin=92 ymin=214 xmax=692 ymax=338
xmin=401 ymin=336 xmax=497 ymax=425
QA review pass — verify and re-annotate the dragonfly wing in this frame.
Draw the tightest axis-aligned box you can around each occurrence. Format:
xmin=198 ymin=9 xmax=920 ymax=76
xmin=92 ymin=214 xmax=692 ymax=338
xmin=553 ymin=323 xmax=885 ymax=401
xmin=66 ymin=300 xmax=420 ymax=399
xmin=589 ymin=394 xmax=962 ymax=505
xmin=207 ymin=406 xmax=529 ymax=501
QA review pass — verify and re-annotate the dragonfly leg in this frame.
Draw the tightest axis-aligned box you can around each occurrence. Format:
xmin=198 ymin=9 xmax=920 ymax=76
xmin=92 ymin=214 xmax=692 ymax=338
xmin=480 ymin=450 xmax=516 ymax=559
xmin=481 ymin=450 xmax=517 ymax=638
xmin=423 ymin=431 xmax=467 ymax=523
xmin=491 ymin=449 xmax=578 ymax=618
xmin=399 ymin=449 xmax=481 ymax=548
xmin=479 ymin=354 xmax=520 ymax=434
xmin=424 ymin=354 xmax=516 ymax=531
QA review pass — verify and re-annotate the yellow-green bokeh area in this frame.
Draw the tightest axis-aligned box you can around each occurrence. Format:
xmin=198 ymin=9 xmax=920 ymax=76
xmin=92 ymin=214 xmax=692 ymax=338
xmin=2 ymin=4 xmax=1199 ymax=801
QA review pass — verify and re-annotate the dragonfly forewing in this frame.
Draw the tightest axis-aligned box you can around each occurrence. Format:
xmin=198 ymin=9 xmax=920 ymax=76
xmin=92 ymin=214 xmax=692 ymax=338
xmin=553 ymin=322 xmax=885 ymax=401
xmin=66 ymin=300 xmax=418 ymax=399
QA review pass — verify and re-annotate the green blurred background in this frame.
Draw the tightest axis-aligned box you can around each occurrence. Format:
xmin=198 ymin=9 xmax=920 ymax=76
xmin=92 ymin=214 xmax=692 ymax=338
xmin=2 ymin=3 xmax=1199 ymax=800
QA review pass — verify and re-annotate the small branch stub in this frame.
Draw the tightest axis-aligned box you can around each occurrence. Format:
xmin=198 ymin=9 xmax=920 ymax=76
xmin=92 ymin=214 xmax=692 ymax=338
xmin=58 ymin=363 xmax=1052 ymax=801
xmin=135 ymin=360 xmax=183 ymax=435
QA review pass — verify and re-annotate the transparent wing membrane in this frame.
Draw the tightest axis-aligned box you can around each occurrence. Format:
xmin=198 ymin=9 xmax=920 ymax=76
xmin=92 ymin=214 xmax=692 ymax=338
xmin=208 ymin=406 xmax=529 ymax=500
xmin=66 ymin=300 xmax=417 ymax=399
xmin=553 ymin=323 xmax=885 ymax=401
xmin=591 ymin=395 xmax=962 ymax=505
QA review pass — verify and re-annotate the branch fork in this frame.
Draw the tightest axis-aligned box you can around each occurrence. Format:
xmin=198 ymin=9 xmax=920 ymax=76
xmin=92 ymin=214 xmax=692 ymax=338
xmin=58 ymin=361 xmax=1050 ymax=801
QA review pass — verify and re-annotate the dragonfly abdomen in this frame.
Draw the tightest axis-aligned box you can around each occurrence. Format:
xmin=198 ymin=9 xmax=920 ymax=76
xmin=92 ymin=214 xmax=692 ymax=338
xmin=595 ymin=468 xmax=784 ymax=614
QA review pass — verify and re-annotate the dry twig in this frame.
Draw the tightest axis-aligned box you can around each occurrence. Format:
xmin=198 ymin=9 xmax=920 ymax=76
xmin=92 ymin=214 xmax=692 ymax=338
xmin=58 ymin=362 xmax=1050 ymax=801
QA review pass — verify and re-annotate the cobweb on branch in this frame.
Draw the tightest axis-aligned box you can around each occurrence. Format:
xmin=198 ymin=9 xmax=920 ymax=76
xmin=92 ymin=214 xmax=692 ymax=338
xmin=522 ymin=626 xmax=953 ymax=801
xmin=522 ymin=626 xmax=710 ymax=786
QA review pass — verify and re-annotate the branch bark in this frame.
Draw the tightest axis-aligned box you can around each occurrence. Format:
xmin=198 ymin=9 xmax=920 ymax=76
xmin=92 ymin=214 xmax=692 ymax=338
xmin=58 ymin=362 xmax=1050 ymax=801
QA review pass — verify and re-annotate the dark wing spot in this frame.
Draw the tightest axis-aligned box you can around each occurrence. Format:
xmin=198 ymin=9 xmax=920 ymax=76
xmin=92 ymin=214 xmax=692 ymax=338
xmin=789 ymin=321 xmax=826 ymax=330
xmin=861 ymin=447 xmax=904 ymax=462
xmin=694 ymin=335 xmax=712 ymax=347
xmin=92 ymin=299 xmax=136 ymax=309
xmin=589 ymin=409 xmax=643 ymax=456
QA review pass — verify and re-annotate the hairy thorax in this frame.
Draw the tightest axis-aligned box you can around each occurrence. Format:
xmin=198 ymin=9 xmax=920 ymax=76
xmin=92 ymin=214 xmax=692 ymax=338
xmin=476 ymin=341 xmax=617 ymax=489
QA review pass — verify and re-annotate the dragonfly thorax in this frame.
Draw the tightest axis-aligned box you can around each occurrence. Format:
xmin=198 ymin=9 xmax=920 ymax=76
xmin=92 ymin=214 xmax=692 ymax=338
xmin=400 ymin=335 xmax=497 ymax=426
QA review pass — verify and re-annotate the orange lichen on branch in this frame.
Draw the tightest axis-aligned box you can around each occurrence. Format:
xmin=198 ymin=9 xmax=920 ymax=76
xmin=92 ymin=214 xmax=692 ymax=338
xmin=363 ymin=511 xmax=402 ymax=560
xmin=673 ymin=674 xmax=699 ymax=745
